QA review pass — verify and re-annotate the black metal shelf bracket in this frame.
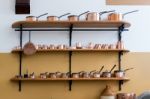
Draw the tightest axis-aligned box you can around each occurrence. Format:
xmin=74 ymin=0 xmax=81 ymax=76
xmin=69 ymin=24 xmax=73 ymax=91
xmin=118 ymin=24 xmax=125 ymax=91
xmin=19 ymin=24 xmax=23 ymax=92
xmin=119 ymin=80 xmax=124 ymax=91
xmin=118 ymin=24 xmax=125 ymax=41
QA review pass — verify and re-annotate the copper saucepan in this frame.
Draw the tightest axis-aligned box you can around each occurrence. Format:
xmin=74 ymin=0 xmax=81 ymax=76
xmin=26 ymin=13 xmax=48 ymax=21
xmin=47 ymin=13 xmax=70 ymax=21
xmin=114 ymin=68 xmax=134 ymax=78
xmin=86 ymin=10 xmax=115 ymax=21
xmin=93 ymin=66 xmax=104 ymax=78
xmin=102 ymin=65 xmax=116 ymax=78
xmin=68 ymin=11 xmax=89 ymax=21
xmin=108 ymin=10 xmax=139 ymax=21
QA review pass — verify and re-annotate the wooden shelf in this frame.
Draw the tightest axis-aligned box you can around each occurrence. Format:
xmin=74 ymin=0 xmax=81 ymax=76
xmin=11 ymin=49 xmax=130 ymax=53
xmin=12 ymin=21 xmax=131 ymax=28
xmin=11 ymin=77 xmax=130 ymax=81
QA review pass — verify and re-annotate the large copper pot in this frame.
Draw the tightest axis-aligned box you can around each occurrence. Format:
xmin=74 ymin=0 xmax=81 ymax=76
xmin=117 ymin=93 xmax=136 ymax=99
xmin=108 ymin=10 xmax=138 ymax=21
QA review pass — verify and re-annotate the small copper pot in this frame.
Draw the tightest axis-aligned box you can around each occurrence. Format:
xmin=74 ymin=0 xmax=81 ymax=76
xmin=93 ymin=66 xmax=104 ymax=78
xmin=26 ymin=13 xmax=48 ymax=21
xmin=26 ymin=16 xmax=37 ymax=21
xmin=61 ymin=72 xmax=70 ymax=78
xmin=47 ymin=13 xmax=70 ymax=21
xmin=68 ymin=11 xmax=89 ymax=21
xmin=102 ymin=65 xmax=116 ymax=78
xmin=86 ymin=10 xmax=115 ymax=21
xmin=72 ymin=73 xmax=80 ymax=78
xmin=49 ymin=73 xmax=57 ymax=78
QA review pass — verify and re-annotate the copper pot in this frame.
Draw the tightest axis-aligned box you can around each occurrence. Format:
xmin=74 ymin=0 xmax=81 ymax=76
xmin=117 ymin=93 xmax=136 ymax=99
xmin=72 ymin=71 xmax=84 ymax=78
xmin=55 ymin=72 xmax=62 ymax=78
xmin=47 ymin=13 xmax=70 ymax=21
xmin=102 ymin=65 xmax=116 ymax=78
xmin=72 ymin=73 xmax=80 ymax=78
xmin=86 ymin=10 xmax=115 ymax=21
xmin=49 ymin=73 xmax=57 ymax=78
xmin=114 ymin=68 xmax=134 ymax=78
xmin=93 ymin=66 xmax=104 ymax=78
xmin=61 ymin=72 xmax=70 ymax=78
xmin=108 ymin=10 xmax=138 ymax=21
xmin=68 ymin=11 xmax=89 ymax=21
xmin=26 ymin=13 xmax=48 ymax=21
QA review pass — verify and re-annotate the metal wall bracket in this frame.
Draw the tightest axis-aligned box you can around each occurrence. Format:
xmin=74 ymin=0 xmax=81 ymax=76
xmin=118 ymin=24 xmax=125 ymax=91
xmin=119 ymin=80 xmax=124 ymax=91
xmin=68 ymin=24 xmax=73 ymax=91
xmin=19 ymin=24 xmax=23 ymax=92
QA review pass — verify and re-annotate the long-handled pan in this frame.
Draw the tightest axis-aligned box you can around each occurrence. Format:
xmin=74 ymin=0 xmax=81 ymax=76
xmin=26 ymin=13 xmax=48 ymax=21
xmin=108 ymin=10 xmax=139 ymax=21
xmin=47 ymin=13 xmax=70 ymax=21
xmin=114 ymin=68 xmax=134 ymax=78
xmin=68 ymin=11 xmax=90 ymax=21
xmin=23 ymin=31 xmax=36 ymax=55
xmin=86 ymin=10 xmax=115 ymax=21
xmin=102 ymin=65 xmax=116 ymax=77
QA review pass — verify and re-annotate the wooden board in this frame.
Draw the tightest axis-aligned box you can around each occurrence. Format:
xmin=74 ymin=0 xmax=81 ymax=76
xmin=12 ymin=21 xmax=131 ymax=28
xmin=11 ymin=49 xmax=130 ymax=53
xmin=11 ymin=77 xmax=130 ymax=81
xmin=106 ymin=0 xmax=150 ymax=5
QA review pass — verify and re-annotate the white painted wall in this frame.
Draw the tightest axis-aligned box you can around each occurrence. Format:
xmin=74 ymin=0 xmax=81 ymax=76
xmin=0 ymin=0 xmax=150 ymax=52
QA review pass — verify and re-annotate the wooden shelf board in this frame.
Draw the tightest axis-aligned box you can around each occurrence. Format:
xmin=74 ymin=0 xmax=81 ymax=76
xmin=11 ymin=77 xmax=130 ymax=81
xmin=11 ymin=49 xmax=130 ymax=53
xmin=12 ymin=21 xmax=131 ymax=28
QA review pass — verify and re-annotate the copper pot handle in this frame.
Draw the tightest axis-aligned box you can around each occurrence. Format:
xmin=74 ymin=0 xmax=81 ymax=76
xmin=58 ymin=13 xmax=71 ymax=19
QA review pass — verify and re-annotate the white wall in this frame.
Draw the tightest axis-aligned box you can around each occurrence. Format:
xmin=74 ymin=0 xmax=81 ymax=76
xmin=0 ymin=0 xmax=150 ymax=52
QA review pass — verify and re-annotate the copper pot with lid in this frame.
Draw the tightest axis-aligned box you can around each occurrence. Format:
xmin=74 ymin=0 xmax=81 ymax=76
xmin=86 ymin=10 xmax=115 ymax=21
xmin=68 ymin=11 xmax=89 ymax=21
xmin=108 ymin=10 xmax=139 ymax=21
xmin=26 ymin=13 xmax=48 ymax=21
xmin=47 ymin=13 xmax=70 ymax=21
